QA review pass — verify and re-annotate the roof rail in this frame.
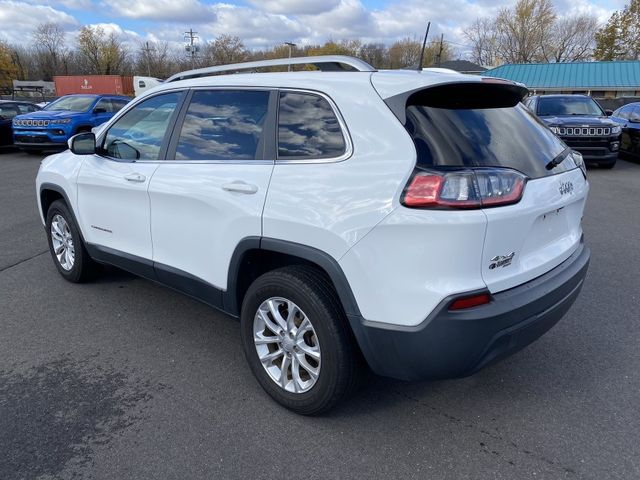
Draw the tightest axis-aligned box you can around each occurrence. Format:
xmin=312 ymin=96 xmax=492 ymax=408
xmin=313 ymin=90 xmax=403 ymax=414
xmin=166 ymin=55 xmax=376 ymax=83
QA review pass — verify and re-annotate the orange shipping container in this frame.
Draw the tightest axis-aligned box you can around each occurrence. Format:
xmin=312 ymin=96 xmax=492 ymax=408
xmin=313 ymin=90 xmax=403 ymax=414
xmin=53 ymin=75 xmax=134 ymax=97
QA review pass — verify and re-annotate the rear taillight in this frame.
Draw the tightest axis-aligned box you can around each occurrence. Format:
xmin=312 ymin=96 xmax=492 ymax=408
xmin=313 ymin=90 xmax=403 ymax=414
xmin=401 ymin=168 xmax=527 ymax=209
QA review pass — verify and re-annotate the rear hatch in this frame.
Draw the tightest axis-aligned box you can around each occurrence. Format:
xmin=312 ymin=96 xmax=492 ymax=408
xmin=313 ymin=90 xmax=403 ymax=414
xmin=378 ymin=78 xmax=588 ymax=293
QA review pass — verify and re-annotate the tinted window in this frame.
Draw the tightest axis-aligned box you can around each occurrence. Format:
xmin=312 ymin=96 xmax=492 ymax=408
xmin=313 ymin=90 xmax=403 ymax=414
xmin=45 ymin=96 xmax=96 ymax=112
xmin=103 ymin=92 xmax=181 ymax=161
xmin=113 ymin=99 xmax=129 ymax=111
xmin=0 ymin=104 xmax=20 ymax=118
xmin=95 ymin=98 xmax=114 ymax=113
xmin=17 ymin=104 xmax=37 ymax=113
xmin=277 ymin=92 xmax=345 ymax=159
xmin=175 ymin=90 xmax=270 ymax=161
xmin=614 ymin=104 xmax=635 ymax=120
xmin=405 ymin=103 xmax=575 ymax=179
xmin=537 ymin=96 xmax=604 ymax=116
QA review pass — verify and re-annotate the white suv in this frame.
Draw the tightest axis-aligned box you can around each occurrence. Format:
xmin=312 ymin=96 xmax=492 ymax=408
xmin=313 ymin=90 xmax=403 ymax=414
xmin=36 ymin=56 xmax=590 ymax=414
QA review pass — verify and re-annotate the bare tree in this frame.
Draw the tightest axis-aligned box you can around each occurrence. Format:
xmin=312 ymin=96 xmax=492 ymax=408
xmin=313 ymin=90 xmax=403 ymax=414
xmin=542 ymin=14 xmax=599 ymax=62
xmin=136 ymin=41 xmax=174 ymax=78
xmin=31 ymin=23 xmax=69 ymax=80
xmin=495 ymin=0 xmax=556 ymax=63
xmin=465 ymin=18 xmax=499 ymax=67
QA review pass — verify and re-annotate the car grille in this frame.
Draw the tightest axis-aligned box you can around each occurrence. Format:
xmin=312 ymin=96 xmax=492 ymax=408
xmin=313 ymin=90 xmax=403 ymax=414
xmin=15 ymin=135 xmax=48 ymax=144
xmin=14 ymin=119 xmax=50 ymax=127
xmin=557 ymin=126 xmax=610 ymax=136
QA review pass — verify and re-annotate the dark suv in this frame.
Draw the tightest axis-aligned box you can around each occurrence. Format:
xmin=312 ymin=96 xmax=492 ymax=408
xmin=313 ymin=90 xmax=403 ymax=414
xmin=525 ymin=94 xmax=621 ymax=168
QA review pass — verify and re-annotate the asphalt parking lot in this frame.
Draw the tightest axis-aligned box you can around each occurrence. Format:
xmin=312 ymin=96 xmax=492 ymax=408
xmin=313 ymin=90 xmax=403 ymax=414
xmin=1 ymin=150 xmax=639 ymax=480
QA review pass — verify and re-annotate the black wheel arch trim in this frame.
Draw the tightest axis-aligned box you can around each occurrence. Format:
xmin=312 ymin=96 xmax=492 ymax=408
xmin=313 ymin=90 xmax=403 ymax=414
xmin=224 ymin=237 xmax=362 ymax=318
xmin=39 ymin=183 xmax=88 ymax=245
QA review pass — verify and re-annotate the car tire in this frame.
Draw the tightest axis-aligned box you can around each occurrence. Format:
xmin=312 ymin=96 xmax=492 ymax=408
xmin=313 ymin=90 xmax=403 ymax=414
xmin=45 ymin=199 xmax=100 ymax=283
xmin=240 ymin=265 xmax=362 ymax=415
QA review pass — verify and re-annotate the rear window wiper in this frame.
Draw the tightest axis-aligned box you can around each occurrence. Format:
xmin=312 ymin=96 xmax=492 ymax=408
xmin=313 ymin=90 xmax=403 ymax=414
xmin=546 ymin=148 xmax=571 ymax=170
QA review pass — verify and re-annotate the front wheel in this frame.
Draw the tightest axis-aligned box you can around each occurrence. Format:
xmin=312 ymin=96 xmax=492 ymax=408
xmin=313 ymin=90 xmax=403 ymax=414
xmin=240 ymin=266 xmax=361 ymax=415
xmin=45 ymin=200 xmax=100 ymax=282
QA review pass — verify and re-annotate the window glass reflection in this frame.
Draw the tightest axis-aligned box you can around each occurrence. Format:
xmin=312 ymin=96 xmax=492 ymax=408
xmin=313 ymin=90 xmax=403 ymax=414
xmin=175 ymin=90 xmax=269 ymax=161
xmin=278 ymin=92 xmax=345 ymax=159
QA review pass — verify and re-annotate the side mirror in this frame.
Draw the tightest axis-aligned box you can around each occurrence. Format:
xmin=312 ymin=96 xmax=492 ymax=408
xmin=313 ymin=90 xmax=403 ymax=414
xmin=68 ymin=132 xmax=96 ymax=155
xmin=93 ymin=107 xmax=107 ymax=114
xmin=605 ymin=109 xmax=613 ymax=116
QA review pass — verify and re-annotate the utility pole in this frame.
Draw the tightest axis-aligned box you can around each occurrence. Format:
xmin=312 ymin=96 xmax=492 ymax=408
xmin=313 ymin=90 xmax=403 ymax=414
xmin=141 ymin=41 xmax=153 ymax=76
xmin=184 ymin=28 xmax=199 ymax=69
xmin=284 ymin=42 xmax=296 ymax=71
xmin=436 ymin=34 xmax=444 ymax=67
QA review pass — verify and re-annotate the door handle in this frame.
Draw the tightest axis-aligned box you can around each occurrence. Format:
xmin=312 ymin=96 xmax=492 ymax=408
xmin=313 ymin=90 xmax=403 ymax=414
xmin=222 ymin=181 xmax=258 ymax=194
xmin=124 ymin=173 xmax=146 ymax=183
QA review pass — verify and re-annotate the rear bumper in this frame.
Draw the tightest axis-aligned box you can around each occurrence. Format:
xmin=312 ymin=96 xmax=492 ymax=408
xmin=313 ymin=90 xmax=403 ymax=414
xmin=348 ymin=241 xmax=590 ymax=381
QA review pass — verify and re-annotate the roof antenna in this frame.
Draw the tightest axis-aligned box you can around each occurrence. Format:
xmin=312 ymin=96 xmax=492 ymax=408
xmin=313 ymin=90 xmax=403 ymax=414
xmin=417 ymin=21 xmax=431 ymax=71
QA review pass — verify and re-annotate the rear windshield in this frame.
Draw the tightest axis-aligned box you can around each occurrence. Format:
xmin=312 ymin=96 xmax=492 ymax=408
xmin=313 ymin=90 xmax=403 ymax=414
xmin=405 ymin=101 xmax=575 ymax=178
xmin=537 ymin=96 xmax=604 ymax=117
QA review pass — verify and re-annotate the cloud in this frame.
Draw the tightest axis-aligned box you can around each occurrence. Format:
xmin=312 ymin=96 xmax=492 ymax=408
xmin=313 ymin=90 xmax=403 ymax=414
xmin=0 ymin=1 xmax=78 ymax=42
xmin=103 ymin=0 xmax=215 ymax=22
xmin=247 ymin=0 xmax=341 ymax=15
xmin=200 ymin=4 xmax=310 ymax=48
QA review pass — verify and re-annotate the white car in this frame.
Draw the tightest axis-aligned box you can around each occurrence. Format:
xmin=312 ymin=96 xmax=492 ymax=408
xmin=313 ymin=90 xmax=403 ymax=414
xmin=36 ymin=56 xmax=590 ymax=414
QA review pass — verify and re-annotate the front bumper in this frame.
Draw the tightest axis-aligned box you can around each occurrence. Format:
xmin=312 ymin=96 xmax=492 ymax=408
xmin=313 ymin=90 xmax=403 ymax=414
xmin=348 ymin=242 xmax=590 ymax=381
xmin=14 ymin=128 xmax=71 ymax=148
xmin=561 ymin=135 xmax=619 ymax=164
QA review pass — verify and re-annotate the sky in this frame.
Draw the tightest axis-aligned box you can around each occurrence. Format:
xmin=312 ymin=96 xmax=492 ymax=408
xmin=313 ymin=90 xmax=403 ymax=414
xmin=0 ymin=0 xmax=627 ymax=56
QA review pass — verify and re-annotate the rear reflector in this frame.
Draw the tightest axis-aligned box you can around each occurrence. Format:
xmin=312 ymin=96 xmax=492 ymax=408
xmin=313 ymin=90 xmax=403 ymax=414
xmin=449 ymin=293 xmax=491 ymax=310
xmin=402 ymin=168 xmax=526 ymax=209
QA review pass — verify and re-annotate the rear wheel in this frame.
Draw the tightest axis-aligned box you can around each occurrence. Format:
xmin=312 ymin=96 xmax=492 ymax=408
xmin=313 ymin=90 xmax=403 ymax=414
xmin=240 ymin=266 xmax=361 ymax=415
xmin=45 ymin=200 xmax=99 ymax=282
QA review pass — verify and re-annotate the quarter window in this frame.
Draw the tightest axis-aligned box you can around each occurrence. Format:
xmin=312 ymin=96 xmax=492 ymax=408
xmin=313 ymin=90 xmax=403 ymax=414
xmin=103 ymin=92 xmax=181 ymax=161
xmin=277 ymin=91 xmax=346 ymax=159
xmin=174 ymin=90 xmax=270 ymax=161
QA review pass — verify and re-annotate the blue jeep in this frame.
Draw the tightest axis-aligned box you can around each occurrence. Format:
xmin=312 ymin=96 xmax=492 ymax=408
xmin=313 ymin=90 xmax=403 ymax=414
xmin=13 ymin=94 xmax=130 ymax=153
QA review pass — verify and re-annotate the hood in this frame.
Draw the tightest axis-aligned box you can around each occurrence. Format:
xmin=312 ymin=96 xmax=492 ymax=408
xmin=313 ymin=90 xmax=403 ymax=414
xmin=540 ymin=115 xmax=617 ymax=127
xmin=14 ymin=110 xmax=83 ymax=120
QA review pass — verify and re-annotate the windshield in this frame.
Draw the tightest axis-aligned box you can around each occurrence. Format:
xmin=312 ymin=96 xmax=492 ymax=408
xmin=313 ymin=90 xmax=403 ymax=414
xmin=405 ymin=103 xmax=576 ymax=179
xmin=44 ymin=96 xmax=96 ymax=113
xmin=537 ymin=96 xmax=604 ymax=117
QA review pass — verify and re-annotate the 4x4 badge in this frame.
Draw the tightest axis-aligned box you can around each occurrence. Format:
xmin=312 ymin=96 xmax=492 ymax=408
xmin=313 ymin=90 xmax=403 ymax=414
xmin=489 ymin=252 xmax=515 ymax=269
xmin=559 ymin=181 xmax=574 ymax=195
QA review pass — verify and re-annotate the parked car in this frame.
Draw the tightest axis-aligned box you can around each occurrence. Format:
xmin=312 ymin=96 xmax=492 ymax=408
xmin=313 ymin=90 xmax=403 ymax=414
xmin=610 ymin=102 xmax=640 ymax=161
xmin=36 ymin=56 xmax=590 ymax=414
xmin=524 ymin=94 xmax=621 ymax=168
xmin=13 ymin=94 xmax=130 ymax=154
xmin=0 ymin=100 xmax=40 ymax=148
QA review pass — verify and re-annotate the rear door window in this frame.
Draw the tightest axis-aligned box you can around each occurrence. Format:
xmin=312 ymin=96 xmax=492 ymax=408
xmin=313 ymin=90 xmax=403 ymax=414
xmin=404 ymin=86 xmax=575 ymax=178
xmin=277 ymin=91 xmax=346 ymax=159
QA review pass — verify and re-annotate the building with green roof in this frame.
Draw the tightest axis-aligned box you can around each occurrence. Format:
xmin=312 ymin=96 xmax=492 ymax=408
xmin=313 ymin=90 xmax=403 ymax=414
xmin=483 ymin=61 xmax=640 ymax=99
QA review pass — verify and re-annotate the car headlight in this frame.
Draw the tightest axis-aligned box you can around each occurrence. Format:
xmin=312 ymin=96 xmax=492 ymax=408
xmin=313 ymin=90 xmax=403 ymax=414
xmin=51 ymin=118 xmax=72 ymax=124
xmin=611 ymin=125 xmax=621 ymax=135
